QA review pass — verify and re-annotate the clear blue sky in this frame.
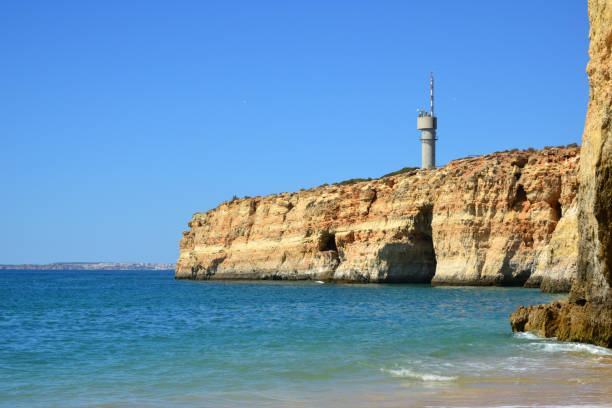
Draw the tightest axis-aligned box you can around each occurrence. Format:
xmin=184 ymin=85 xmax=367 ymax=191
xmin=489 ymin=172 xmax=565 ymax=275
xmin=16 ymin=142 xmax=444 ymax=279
xmin=0 ymin=1 xmax=589 ymax=264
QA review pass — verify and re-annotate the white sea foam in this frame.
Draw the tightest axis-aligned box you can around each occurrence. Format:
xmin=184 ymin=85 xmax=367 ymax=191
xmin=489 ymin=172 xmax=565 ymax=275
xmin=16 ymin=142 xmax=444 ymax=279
xmin=382 ymin=368 xmax=457 ymax=382
xmin=513 ymin=331 xmax=546 ymax=340
xmin=537 ymin=342 xmax=612 ymax=356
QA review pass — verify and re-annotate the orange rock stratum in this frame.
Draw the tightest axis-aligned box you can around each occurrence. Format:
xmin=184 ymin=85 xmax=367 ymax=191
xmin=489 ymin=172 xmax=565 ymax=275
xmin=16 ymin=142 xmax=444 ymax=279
xmin=176 ymin=145 xmax=579 ymax=292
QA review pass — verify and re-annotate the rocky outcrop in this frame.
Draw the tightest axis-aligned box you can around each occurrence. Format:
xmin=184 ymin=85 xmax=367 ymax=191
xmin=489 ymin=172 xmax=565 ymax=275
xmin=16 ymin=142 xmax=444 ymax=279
xmin=511 ymin=0 xmax=612 ymax=347
xmin=177 ymin=145 xmax=579 ymax=290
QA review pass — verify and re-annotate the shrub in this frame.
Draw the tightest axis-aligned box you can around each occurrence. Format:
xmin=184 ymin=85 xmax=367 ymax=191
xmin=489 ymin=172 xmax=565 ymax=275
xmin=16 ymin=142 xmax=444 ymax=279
xmin=380 ymin=167 xmax=419 ymax=178
xmin=337 ymin=178 xmax=370 ymax=186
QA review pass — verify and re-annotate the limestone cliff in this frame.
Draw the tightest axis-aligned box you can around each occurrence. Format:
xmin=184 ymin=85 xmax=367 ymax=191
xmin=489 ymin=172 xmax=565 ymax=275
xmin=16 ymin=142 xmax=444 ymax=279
xmin=177 ymin=146 xmax=579 ymax=291
xmin=511 ymin=0 xmax=612 ymax=347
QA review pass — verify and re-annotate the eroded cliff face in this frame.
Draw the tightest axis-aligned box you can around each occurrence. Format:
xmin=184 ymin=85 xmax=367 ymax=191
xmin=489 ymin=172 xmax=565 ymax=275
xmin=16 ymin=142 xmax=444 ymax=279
xmin=177 ymin=146 xmax=579 ymax=291
xmin=511 ymin=0 xmax=612 ymax=347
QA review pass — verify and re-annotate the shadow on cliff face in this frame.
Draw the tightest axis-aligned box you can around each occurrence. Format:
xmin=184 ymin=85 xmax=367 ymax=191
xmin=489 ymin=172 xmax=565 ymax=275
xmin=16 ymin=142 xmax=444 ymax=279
xmin=191 ymin=256 xmax=226 ymax=280
xmin=511 ymin=184 xmax=528 ymax=211
xmin=596 ymin=165 xmax=612 ymax=291
xmin=318 ymin=231 xmax=338 ymax=252
xmin=377 ymin=205 xmax=437 ymax=283
xmin=499 ymin=239 xmax=531 ymax=286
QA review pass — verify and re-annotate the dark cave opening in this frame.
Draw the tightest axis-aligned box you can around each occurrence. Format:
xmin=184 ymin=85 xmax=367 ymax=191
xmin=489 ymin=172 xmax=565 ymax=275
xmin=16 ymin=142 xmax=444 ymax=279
xmin=319 ymin=231 xmax=338 ymax=252
xmin=512 ymin=185 xmax=528 ymax=210
xmin=413 ymin=204 xmax=437 ymax=283
xmin=553 ymin=200 xmax=563 ymax=221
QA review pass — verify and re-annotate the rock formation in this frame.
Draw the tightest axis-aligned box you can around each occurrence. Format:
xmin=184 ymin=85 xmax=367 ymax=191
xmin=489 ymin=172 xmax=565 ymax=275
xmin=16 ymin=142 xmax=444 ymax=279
xmin=511 ymin=0 xmax=612 ymax=347
xmin=177 ymin=145 xmax=580 ymax=291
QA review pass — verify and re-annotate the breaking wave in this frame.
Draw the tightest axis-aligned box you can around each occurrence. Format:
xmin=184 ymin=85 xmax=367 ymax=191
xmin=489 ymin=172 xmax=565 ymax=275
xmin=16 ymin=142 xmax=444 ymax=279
xmin=537 ymin=342 xmax=612 ymax=356
xmin=382 ymin=368 xmax=457 ymax=382
xmin=514 ymin=332 xmax=612 ymax=356
xmin=512 ymin=331 xmax=547 ymax=340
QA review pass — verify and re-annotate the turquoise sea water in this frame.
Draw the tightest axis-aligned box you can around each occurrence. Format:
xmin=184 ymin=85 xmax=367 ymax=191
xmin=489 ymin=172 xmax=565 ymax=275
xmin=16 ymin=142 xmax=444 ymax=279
xmin=1 ymin=270 xmax=611 ymax=408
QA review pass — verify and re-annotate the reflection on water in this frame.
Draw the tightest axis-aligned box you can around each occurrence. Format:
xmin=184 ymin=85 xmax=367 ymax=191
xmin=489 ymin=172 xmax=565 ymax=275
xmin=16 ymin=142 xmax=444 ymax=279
xmin=0 ymin=270 xmax=610 ymax=407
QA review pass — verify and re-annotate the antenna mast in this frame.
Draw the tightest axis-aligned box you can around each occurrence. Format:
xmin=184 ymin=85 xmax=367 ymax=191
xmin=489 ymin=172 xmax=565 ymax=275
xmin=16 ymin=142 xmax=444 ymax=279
xmin=417 ymin=72 xmax=438 ymax=169
xmin=430 ymin=72 xmax=434 ymax=116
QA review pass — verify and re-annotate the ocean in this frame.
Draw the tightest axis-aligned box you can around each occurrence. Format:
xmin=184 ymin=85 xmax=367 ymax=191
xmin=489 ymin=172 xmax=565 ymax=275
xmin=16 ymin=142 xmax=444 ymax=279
xmin=1 ymin=270 xmax=610 ymax=407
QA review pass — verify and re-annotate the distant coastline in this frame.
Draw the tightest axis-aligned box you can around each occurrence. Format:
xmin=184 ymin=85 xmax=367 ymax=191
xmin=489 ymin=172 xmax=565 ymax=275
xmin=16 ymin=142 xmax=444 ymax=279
xmin=0 ymin=262 xmax=175 ymax=271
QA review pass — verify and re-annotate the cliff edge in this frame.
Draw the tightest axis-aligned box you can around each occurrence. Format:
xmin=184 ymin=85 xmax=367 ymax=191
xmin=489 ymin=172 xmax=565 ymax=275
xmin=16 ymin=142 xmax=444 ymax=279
xmin=177 ymin=145 xmax=579 ymax=291
xmin=511 ymin=0 xmax=612 ymax=347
